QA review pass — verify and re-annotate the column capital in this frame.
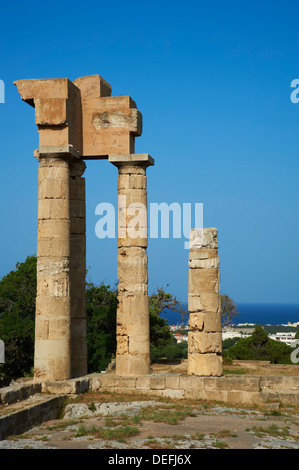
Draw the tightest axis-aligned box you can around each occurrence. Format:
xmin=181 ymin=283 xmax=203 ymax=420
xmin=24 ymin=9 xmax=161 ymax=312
xmin=34 ymin=145 xmax=81 ymax=160
xmin=109 ymin=153 xmax=155 ymax=168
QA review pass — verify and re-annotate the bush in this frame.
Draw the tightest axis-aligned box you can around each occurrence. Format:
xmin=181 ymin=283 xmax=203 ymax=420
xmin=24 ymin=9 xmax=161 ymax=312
xmin=0 ymin=258 xmax=184 ymax=383
xmin=222 ymin=337 xmax=240 ymax=350
xmin=0 ymin=256 xmax=36 ymax=386
xmin=225 ymin=325 xmax=293 ymax=364
xmin=86 ymin=282 xmax=118 ymax=373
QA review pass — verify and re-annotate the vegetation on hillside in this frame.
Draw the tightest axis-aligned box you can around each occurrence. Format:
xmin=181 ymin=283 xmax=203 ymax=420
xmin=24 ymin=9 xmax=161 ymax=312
xmin=223 ymin=325 xmax=294 ymax=364
xmin=0 ymin=256 xmax=36 ymax=386
xmin=221 ymin=294 xmax=239 ymax=326
xmin=0 ymin=256 xmax=187 ymax=385
xmin=1 ymin=255 xmax=294 ymax=386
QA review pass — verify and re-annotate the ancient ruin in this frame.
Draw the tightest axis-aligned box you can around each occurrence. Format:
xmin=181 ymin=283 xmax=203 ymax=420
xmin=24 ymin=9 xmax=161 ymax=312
xmin=14 ymin=75 xmax=156 ymax=381
xmin=0 ymin=74 xmax=297 ymax=443
xmin=188 ymin=228 xmax=222 ymax=376
xmin=13 ymin=74 xmax=225 ymax=382
xmin=110 ymin=154 xmax=154 ymax=377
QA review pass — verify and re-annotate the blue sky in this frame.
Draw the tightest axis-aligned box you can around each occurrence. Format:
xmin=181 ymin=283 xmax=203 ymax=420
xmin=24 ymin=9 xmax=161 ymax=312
xmin=0 ymin=0 xmax=298 ymax=305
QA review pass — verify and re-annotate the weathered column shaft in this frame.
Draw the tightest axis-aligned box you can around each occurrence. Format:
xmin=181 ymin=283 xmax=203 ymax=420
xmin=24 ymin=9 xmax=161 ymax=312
xmin=35 ymin=154 xmax=87 ymax=381
xmin=187 ymin=228 xmax=223 ymax=376
xmin=35 ymin=155 xmax=72 ymax=381
xmin=15 ymin=75 xmax=149 ymax=381
xmin=116 ymin=163 xmax=150 ymax=376
xmin=69 ymin=159 xmax=87 ymax=378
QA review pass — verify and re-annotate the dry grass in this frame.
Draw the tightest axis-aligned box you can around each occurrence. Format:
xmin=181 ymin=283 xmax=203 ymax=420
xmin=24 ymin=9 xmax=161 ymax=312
xmin=151 ymin=360 xmax=299 ymax=377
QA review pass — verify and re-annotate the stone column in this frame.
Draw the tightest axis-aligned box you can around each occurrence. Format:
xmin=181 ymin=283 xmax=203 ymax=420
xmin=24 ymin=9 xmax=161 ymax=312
xmin=69 ymin=159 xmax=87 ymax=378
xmin=35 ymin=150 xmax=87 ymax=381
xmin=15 ymin=75 xmax=147 ymax=381
xmin=187 ymin=228 xmax=223 ymax=376
xmin=109 ymin=154 xmax=154 ymax=376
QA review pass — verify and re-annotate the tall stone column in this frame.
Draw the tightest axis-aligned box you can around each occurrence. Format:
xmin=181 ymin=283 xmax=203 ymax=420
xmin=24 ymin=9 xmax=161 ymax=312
xmin=15 ymin=75 xmax=146 ymax=381
xmin=187 ymin=228 xmax=223 ymax=376
xmin=69 ymin=159 xmax=87 ymax=378
xmin=109 ymin=154 xmax=154 ymax=376
xmin=35 ymin=152 xmax=73 ymax=381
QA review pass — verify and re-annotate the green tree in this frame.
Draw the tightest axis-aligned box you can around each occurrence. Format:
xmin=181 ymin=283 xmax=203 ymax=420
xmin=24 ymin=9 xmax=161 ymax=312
xmin=224 ymin=325 xmax=293 ymax=364
xmin=149 ymin=287 xmax=191 ymax=361
xmin=150 ymin=287 xmax=189 ymax=325
xmin=149 ymin=287 xmax=188 ymax=360
xmin=86 ymin=282 xmax=118 ymax=373
xmin=295 ymin=329 xmax=299 ymax=340
xmin=161 ymin=341 xmax=187 ymax=360
xmin=0 ymin=257 xmax=189 ymax=382
xmin=222 ymin=337 xmax=240 ymax=350
xmin=0 ymin=256 xmax=37 ymax=386
xmin=221 ymin=294 xmax=239 ymax=326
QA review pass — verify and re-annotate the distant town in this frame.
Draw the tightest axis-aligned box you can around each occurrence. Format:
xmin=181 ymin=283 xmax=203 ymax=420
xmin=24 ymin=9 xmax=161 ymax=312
xmin=170 ymin=322 xmax=299 ymax=347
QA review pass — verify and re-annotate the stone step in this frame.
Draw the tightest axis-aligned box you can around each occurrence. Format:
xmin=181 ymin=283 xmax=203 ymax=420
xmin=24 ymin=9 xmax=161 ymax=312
xmin=0 ymin=381 xmax=42 ymax=406
xmin=0 ymin=376 xmax=90 ymax=407
xmin=0 ymin=394 xmax=66 ymax=440
xmin=260 ymin=375 xmax=299 ymax=390
xmin=41 ymin=376 xmax=89 ymax=395
xmin=261 ymin=389 xmax=299 ymax=406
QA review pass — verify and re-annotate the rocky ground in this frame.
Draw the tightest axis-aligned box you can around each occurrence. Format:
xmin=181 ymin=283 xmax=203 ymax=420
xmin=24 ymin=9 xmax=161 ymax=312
xmin=0 ymin=390 xmax=298 ymax=450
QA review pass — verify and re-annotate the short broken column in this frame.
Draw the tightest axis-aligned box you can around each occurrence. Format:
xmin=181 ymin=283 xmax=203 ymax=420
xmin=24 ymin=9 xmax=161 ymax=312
xmin=109 ymin=154 xmax=154 ymax=376
xmin=187 ymin=228 xmax=223 ymax=376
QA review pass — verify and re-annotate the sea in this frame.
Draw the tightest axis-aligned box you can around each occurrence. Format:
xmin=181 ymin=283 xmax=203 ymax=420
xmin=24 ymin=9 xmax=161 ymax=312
xmin=162 ymin=303 xmax=299 ymax=327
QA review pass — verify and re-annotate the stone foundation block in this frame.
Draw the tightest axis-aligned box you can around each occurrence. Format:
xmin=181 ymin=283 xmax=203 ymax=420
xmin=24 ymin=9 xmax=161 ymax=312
xmin=227 ymin=391 xmax=263 ymax=405
xmin=183 ymin=389 xmax=204 ymax=400
xmin=136 ymin=376 xmax=151 ymax=390
xmin=260 ymin=375 xmax=299 ymax=390
xmin=116 ymin=354 xmax=150 ymax=376
xmin=179 ymin=376 xmax=205 ymax=391
xmin=100 ymin=375 xmax=137 ymax=390
xmin=150 ymin=375 xmax=166 ymax=390
xmin=165 ymin=375 xmax=181 ymax=390
xmin=41 ymin=378 xmax=89 ymax=395
xmin=200 ymin=389 xmax=227 ymax=402
xmin=216 ymin=376 xmax=261 ymax=392
xmin=162 ymin=389 xmax=185 ymax=399
xmin=188 ymin=353 xmax=223 ymax=377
